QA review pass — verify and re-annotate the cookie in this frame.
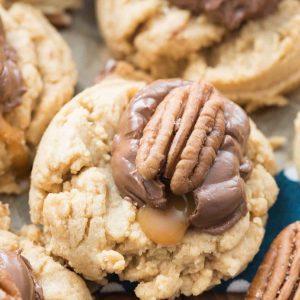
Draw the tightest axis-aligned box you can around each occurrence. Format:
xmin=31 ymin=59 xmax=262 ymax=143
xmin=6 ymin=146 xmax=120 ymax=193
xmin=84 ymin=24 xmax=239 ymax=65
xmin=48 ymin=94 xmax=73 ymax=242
xmin=294 ymin=113 xmax=300 ymax=179
xmin=97 ymin=0 xmax=300 ymax=110
xmin=0 ymin=3 xmax=76 ymax=193
xmin=99 ymin=293 xmax=245 ymax=300
xmin=0 ymin=202 xmax=92 ymax=300
xmin=3 ymin=0 xmax=82 ymax=26
xmin=30 ymin=76 xmax=278 ymax=300
xmin=246 ymin=222 xmax=300 ymax=300
xmin=97 ymin=0 xmax=224 ymax=79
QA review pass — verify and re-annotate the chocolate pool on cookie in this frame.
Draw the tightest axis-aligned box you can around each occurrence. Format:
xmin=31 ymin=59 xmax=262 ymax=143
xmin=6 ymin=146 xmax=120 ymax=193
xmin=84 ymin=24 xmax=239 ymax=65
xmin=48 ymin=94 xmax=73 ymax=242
xmin=29 ymin=75 xmax=278 ymax=300
xmin=0 ymin=3 xmax=76 ymax=193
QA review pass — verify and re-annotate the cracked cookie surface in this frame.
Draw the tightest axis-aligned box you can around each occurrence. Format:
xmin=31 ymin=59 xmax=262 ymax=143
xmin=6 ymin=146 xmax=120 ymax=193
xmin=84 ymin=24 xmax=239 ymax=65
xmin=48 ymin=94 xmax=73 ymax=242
xmin=30 ymin=76 xmax=278 ymax=300
xmin=0 ymin=3 xmax=76 ymax=193
xmin=97 ymin=0 xmax=300 ymax=111
xmin=0 ymin=202 xmax=92 ymax=300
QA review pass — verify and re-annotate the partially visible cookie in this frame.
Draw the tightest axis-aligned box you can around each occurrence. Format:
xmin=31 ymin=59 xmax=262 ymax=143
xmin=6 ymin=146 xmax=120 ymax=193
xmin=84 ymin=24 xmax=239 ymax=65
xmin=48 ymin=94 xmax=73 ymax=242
xmin=97 ymin=0 xmax=224 ymax=78
xmin=4 ymin=0 xmax=82 ymax=26
xmin=0 ymin=202 xmax=92 ymax=300
xmin=0 ymin=3 xmax=76 ymax=193
xmin=184 ymin=0 xmax=300 ymax=111
xmin=246 ymin=222 xmax=300 ymax=300
xmin=98 ymin=0 xmax=300 ymax=110
xmin=294 ymin=113 xmax=300 ymax=179
xmin=30 ymin=75 xmax=278 ymax=300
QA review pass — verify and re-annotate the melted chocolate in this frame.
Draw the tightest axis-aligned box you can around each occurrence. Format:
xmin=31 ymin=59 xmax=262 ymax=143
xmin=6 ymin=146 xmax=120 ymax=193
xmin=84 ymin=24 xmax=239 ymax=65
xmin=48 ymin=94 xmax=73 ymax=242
xmin=111 ymin=80 xmax=252 ymax=241
xmin=190 ymin=100 xmax=251 ymax=233
xmin=0 ymin=250 xmax=43 ymax=300
xmin=0 ymin=17 xmax=24 ymax=112
xmin=168 ymin=0 xmax=280 ymax=30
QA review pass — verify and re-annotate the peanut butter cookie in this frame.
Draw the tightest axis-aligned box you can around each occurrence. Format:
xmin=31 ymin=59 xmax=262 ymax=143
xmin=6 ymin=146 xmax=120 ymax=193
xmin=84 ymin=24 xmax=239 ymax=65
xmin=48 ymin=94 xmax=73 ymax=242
xmin=97 ymin=0 xmax=300 ymax=110
xmin=0 ymin=202 xmax=92 ymax=300
xmin=0 ymin=3 xmax=76 ymax=193
xmin=30 ymin=76 xmax=278 ymax=300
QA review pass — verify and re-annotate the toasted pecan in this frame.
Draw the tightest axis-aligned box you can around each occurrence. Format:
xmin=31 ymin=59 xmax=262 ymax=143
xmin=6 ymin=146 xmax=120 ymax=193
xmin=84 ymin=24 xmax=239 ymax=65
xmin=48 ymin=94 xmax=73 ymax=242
xmin=136 ymin=82 xmax=225 ymax=195
xmin=246 ymin=222 xmax=300 ymax=300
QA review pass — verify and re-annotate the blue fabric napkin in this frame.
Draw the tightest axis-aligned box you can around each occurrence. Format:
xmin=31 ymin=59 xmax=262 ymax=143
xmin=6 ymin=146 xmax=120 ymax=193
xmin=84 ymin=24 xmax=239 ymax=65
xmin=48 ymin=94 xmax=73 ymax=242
xmin=99 ymin=166 xmax=300 ymax=294
xmin=215 ymin=166 xmax=300 ymax=293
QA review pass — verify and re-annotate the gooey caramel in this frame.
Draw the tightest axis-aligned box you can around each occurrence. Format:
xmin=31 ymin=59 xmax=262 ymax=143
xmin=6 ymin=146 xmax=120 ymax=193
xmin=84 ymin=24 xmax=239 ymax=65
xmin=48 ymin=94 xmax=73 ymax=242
xmin=137 ymin=193 xmax=195 ymax=246
xmin=0 ymin=115 xmax=29 ymax=176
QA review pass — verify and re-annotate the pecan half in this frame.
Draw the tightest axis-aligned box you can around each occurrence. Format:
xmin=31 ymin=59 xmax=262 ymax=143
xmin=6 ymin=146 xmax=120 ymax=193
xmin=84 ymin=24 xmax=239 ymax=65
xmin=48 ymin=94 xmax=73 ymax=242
xmin=136 ymin=81 xmax=225 ymax=195
xmin=246 ymin=222 xmax=300 ymax=300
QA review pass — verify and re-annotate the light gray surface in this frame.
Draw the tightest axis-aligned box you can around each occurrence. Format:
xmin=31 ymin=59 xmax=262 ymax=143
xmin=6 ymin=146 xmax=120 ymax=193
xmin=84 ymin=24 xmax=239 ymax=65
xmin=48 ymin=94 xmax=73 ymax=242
xmin=2 ymin=0 xmax=300 ymax=230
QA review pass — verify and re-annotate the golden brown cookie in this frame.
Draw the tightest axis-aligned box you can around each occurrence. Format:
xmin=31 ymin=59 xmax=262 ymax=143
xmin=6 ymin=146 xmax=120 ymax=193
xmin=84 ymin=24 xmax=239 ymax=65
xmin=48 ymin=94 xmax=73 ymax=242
xmin=0 ymin=3 xmax=76 ymax=193
xmin=30 ymin=75 xmax=278 ymax=300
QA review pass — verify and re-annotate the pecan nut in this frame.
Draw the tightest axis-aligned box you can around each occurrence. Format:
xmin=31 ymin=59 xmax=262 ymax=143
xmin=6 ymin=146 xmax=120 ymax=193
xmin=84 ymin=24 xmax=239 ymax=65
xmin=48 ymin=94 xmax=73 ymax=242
xmin=136 ymin=81 xmax=225 ymax=195
xmin=246 ymin=222 xmax=300 ymax=300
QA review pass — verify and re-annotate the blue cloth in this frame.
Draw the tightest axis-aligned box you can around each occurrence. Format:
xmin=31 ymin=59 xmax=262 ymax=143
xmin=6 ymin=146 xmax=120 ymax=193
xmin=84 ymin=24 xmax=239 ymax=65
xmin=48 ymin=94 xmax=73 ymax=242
xmin=215 ymin=168 xmax=300 ymax=292
xmin=100 ymin=168 xmax=300 ymax=294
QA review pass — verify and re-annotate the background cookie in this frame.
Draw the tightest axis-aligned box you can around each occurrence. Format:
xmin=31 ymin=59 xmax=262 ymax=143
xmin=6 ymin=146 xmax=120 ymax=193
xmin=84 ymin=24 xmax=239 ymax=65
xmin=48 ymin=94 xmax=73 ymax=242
xmin=30 ymin=76 xmax=278 ymax=300
xmin=184 ymin=0 xmax=300 ymax=111
xmin=97 ymin=0 xmax=224 ymax=79
xmin=0 ymin=3 xmax=76 ymax=193
xmin=97 ymin=0 xmax=300 ymax=111
xmin=0 ymin=202 xmax=92 ymax=300
xmin=2 ymin=0 xmax=82 ymax=26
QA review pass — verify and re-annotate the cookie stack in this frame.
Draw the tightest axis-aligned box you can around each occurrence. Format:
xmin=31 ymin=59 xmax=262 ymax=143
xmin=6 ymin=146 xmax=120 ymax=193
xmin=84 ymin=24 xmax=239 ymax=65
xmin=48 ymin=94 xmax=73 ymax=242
xmin=0 ymin=1 xmax=299 ymax=300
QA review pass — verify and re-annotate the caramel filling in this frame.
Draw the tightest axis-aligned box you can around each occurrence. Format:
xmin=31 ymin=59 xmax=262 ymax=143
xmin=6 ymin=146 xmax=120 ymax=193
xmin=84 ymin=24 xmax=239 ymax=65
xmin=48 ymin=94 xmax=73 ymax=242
xmin=137 ymin=193 xmax=195 ymax=246
xmin=0 ymin=115 xmax=29 ymax=176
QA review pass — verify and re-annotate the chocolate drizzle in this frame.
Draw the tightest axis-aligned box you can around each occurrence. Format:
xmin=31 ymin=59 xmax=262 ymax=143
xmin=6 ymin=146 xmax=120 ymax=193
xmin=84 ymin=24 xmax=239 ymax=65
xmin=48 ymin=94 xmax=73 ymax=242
xmin=0 ymin=250 xmax=44 ymax=300
xmin=168 ymin=0 xmax=280 ymax=30
xmin=0 ymin=17 xmax=24 ymax=112
xmin=111 ymin=80 xmax=252 ymax=239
